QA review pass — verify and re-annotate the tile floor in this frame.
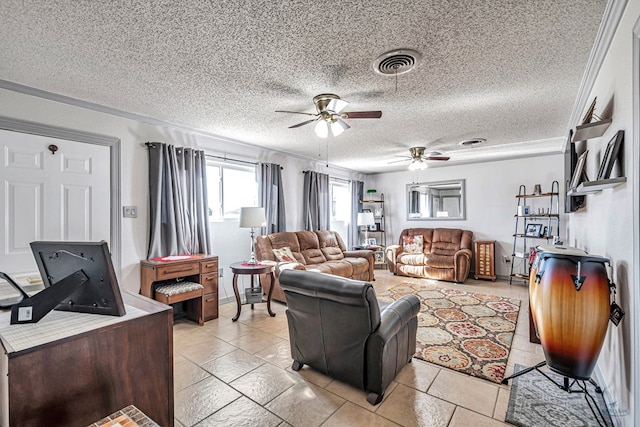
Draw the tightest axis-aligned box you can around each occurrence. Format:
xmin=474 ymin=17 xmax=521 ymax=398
xmin=173 ymin=271 xmax=542 ymax=426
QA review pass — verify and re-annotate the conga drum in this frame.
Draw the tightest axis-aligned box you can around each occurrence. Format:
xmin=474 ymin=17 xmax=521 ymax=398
xmin=528 ymin=245 xmax=588 ymax=334
xmin=532 ymin=246 xmax=610 ymax=379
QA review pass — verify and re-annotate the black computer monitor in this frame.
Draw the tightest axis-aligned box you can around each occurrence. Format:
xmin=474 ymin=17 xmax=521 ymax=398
xmin=30 ymin=241 xmax=126 ymax=317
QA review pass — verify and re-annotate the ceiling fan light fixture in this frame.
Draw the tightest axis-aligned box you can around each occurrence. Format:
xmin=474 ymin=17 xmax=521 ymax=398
xmin=315 ymin=120 xmax=329 ymax=138
xmin=330 ymin=119 xmax=349 ymax=137
xmin=408 ymin=159 xmax=427 ymax=171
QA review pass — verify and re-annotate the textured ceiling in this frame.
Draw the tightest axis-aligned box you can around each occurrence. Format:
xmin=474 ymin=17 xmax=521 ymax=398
xmin=0 ymin=1 xmax=607 ymax=173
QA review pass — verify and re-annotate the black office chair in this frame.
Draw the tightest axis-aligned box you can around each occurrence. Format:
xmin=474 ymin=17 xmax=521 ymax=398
xmin=279 ymin=269 xmax=420 ymax=405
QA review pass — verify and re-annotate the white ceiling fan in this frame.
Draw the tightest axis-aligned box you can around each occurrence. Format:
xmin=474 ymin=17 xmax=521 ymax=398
xmin=276 ymin=94 xmax=382 ymax=138
xmin=389 ymin=146 xmax=450 ymax=170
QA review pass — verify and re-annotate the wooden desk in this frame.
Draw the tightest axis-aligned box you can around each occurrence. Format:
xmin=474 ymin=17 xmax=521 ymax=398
xmin=0 ymin=292 xmax=173 ymax=427
xmin=230 ymin=262 xmax=276 ymax=322
xmin=140 ymin=254 xmax=218 ymax=322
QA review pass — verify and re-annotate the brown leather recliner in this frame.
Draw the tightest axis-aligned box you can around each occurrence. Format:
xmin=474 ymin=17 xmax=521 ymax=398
xmin=386 ymin=228 xmax=473 ymax=283
xmin=255 ymin=230 xmax=374 ymax=303
xmin=279 ymin=269 xmax=420 ymax=405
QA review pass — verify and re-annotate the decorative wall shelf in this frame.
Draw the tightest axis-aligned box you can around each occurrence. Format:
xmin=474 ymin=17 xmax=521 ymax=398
xmin=567 ymin=177 xmax=627 ymax=196
xmin=572 ymin=118 xmax=612 ymax=142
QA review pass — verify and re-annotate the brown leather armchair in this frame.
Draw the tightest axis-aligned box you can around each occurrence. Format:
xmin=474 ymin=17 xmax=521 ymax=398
xmin=279 ymin=269 xmax=420 ymax=405
xmin=386 ymin=228 xmax=473 ymax=283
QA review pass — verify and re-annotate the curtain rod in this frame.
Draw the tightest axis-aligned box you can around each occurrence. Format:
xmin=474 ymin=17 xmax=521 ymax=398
xmin=302 ymin=170 xmax=351 ymax=183
xmin=144 ymin=143 xmax=282 ymax=169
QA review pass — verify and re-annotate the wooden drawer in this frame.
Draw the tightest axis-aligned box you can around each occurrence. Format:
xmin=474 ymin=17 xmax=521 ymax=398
xmin=200 ymin=272 xmax=218 ymax=294
xmin=201 ymin=259 xmax=218 ymax=274
xmin=155 ymin=263 xmax=200 ymax=280
xmin=203 ymin=292 xmax=218 ymax=321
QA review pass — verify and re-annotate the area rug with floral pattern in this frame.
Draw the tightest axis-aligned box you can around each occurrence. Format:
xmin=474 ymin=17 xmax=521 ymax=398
xmin=377 ymin=282 xmax=521 ymax=384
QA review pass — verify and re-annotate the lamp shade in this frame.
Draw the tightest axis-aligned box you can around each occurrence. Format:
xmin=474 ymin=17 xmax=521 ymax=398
xmin=239 ymin=207 xmax=266 ymax=228
xmin=357 ymin=211 xmax=375 ymax=226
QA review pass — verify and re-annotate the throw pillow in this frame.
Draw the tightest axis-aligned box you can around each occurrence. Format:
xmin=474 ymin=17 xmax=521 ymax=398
xmin=402 ymin=235 xmax=424 ymax=254
xmin=273 ymin=246 xmax=296 ymax=262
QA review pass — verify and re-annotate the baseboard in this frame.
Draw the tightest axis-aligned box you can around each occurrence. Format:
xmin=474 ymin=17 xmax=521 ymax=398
xmin=592 ymin=365 xmax=629 ymax=426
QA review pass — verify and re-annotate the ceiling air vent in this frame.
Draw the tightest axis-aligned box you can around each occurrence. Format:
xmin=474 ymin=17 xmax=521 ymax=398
xmin=459 ymin=138 xmax=486 ymax=147
xmin=373 ymin=49 xmax=421 ymax=76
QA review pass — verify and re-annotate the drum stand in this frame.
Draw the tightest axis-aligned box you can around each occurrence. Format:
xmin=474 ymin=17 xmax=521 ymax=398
xmin=502 ymin=361 xmax=609 ymax=427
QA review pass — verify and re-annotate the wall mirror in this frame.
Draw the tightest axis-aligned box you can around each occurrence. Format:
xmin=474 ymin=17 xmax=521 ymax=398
xmin=407 ymin=179 xmax=466 ymax=220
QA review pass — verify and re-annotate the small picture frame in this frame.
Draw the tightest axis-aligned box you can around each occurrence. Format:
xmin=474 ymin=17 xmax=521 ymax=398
xmin=569 ymin=150 xmax=588 ymax=189
xmin=597 ymin=130 xmax=624 ymax=180
xmin=374 ymin=208 xmax=383 ymax=217
xmin=367 ymin=238 xmax=377 ymax=246
xmin=374 ymin=251 xmax=384 ymax=263
xmin=368 ymin=224 xmax=378 ymax=231
xmin=525 ymin=223 xmax=543 ymax=237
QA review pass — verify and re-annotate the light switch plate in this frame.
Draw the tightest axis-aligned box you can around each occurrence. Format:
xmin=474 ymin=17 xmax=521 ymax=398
xmin=123 ymin=206 xmax=137 ymax=218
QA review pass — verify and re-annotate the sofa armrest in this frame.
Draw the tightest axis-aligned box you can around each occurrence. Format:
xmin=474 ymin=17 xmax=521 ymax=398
xmin=385 ymin=245 xmax=402 ymax=274
xmin=344 ymin=250 xmax=375 ymax=281
xmin=366 ymin=295 xmax=420 ymax=394
xmin=453 ymin=248 xmax=472 ymax=283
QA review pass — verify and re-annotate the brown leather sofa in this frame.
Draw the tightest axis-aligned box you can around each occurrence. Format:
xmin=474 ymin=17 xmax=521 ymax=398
xmin=386 ymin=228 xmax=473 ymax=283
xmin=255 ymin=230 xmax=374 ymax=302
xmin=279 ymin=269 xmax=420 ymax=405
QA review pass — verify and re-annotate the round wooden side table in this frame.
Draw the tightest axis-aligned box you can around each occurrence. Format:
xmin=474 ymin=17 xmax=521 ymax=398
xmin=230 ymin=262 xmax=276 ymax=322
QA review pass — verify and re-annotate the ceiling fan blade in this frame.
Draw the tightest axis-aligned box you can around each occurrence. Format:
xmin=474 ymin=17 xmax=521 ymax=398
xmin=343 ymin=111 xmax=382 ymax=119
xmin=289 ymin=118 xmax=317 ymax=128
xmin=275 ymin=110 xmax=316 ymax=116
xmin=387 ymin=158 xmax=410 ymax=164
xmin=425 ymin=156 xmax=450 ymax=161
xmin=327 ymin=98 xmax=350 ymax=113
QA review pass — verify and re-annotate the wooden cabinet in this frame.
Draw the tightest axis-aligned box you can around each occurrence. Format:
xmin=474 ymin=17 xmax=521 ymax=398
xmin=474 ymin=240 xmax=496 ymax=281
xmin=0 ymin=292 xmax=173 ymax=427
xmin=140 ymin=254 xmax=218 ymax=323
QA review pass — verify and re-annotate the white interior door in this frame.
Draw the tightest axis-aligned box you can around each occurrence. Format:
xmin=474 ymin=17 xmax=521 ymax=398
xmin=0 ymin=129 xmax=110 ymax=274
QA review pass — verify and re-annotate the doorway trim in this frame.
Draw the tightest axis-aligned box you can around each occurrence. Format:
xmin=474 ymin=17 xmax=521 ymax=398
xmin=0 ymin=116 xmax=122 ymax=273
xmin=632 ymin=14 xmax=640 ymax=427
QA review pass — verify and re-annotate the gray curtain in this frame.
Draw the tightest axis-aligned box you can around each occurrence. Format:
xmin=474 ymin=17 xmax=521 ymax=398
xmin=302 ymin=171 xmax=330 ymax=231
xmin=258 ymin=162 xmax=286 ymax=233
xmin=147 ymin=142 xmax=211 ymax=258
xmin=349 ymin=180 xmax=364 ymax=248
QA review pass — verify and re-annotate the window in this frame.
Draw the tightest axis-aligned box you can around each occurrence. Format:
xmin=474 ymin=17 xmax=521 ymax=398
xmin=330 ymin=180 xmax=350 ymax=221
xmin=207 ymin=161 xmax=258 ymax=221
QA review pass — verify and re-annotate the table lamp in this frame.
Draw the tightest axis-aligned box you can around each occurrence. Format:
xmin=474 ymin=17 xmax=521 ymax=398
xmin=357 ymin=211 xmax=375 ymax=246
xmin=239 ymin=207 xmax=266 ymax=264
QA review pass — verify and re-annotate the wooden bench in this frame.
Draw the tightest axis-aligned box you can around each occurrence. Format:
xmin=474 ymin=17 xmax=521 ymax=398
xmin=154 ymin=281 xmax=204 ymax=326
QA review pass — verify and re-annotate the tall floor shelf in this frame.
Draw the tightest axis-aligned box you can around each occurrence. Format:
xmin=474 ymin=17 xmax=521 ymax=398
xmin=361 ymin=193 xmax=386 ymax=267
xmin=509 ymin=181 xmax=560 ymax=285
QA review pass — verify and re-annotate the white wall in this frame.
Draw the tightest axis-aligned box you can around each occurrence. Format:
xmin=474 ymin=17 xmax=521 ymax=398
xmin=566 ymin=1 xmax=640 ymax=424
xmin=366 ymin=154 xmax=565 ymax=278
xmin=0 ymin=88 xmax=365 ymax=300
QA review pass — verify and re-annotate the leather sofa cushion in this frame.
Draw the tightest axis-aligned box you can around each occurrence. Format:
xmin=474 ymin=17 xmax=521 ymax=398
xmin=425 ymin=254 xmax=455 ymax=268
xmin=296 ymin=231 xmax=328 ymax=264
xmin=322 ymin=246 xmax=345 ymax=260
xmin=342 ymin=257 xmax=370 ymax=277
xmin=268 ymin=232 xmax=306 ymax=264
xmin=322 ymin=260 xmax=354 ymax=277
xmin=397 ymin=253 xmax=426 ymax=266
xmin=302 ymin=248 xmax=327 ymax=264
xmin=432 ymin=229 xmax=464 ymax=255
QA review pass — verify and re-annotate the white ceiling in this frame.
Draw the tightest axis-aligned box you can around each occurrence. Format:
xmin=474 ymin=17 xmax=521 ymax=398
xmin=0 ymin=1 xmax=607 ymax=173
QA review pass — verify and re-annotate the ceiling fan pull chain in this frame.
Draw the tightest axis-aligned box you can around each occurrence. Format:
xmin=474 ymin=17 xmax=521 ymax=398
xmin=325 ymin=139 xmax=329 ymax=167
